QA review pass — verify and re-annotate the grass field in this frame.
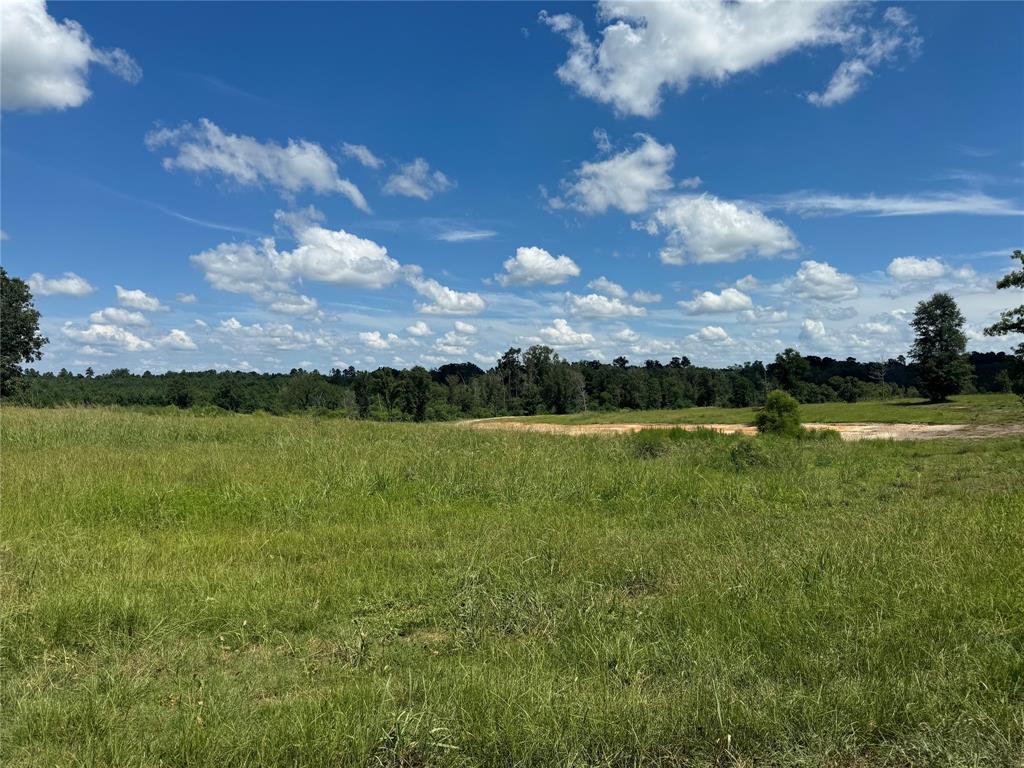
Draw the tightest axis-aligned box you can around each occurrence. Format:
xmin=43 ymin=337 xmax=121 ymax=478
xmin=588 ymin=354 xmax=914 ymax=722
xmin=503 ymin=393 xmax=1024 ymax=427
xmin=2 ymin=405 xmax=1023 ymax=766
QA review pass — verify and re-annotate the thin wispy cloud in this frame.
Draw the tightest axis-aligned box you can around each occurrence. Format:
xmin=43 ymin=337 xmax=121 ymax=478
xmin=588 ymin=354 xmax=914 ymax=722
xmin=770 ymin=191 xmax=1023 ymax=218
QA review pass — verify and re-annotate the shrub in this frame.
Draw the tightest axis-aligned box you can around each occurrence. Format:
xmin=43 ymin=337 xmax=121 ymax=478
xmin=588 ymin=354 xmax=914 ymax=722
xmin=755 ymin=389 xmax=803 ymax=436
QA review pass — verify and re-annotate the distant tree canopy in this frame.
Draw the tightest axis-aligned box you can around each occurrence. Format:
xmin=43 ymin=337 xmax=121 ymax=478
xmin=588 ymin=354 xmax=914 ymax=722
xmin=984 ymin=249 xmax=1024 ymax=399
xmin=910 ymin=292 xmax=972 ymax=402
xmin=0 ymin=267 xmax=48 ymax=397
xmin=6 ymin=346 xmax=1018 ymax=420
xmin=3 ymin=267 xmax=1020 ymax=418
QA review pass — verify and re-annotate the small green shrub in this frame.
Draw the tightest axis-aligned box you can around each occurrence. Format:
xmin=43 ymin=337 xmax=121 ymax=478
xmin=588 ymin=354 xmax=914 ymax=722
xmin=798 ymin=426 xmax=842 ymax=442
xmin=756 ymin=390 xmax=803 ymax=436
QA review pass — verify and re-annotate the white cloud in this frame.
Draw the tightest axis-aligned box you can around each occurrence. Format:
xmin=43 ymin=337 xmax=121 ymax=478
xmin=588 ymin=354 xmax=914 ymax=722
xmin=267 ymin=293 xmax=320 ymax=317
xmin=541 ymin=2 xmax=910 ymax=118
xmin=435 ymin=331 xmax=475 ymax=356
xmin=679 ymin=176 xmax=703 ymax=190
xmin=62 ymin=322 xmax=152 ymax=352
xmin=406 ymin=320 xmax=431 ymax=337
xmin=774 ymin=191 xmax=1022 ymax=217
xmin=454 ymin=321 xmax=477 ymax=334
xmin=648 ymin=194 xmax=798 ymax=264
xmin=89 ymin=307 xmax=148 ymax=326
xmin=808 ymin=7 xmax=921 ymax=107
xmin=115 ymin=285 xmax=166 ymax=312
xmin=146 ymin=119 xmax=369 ymax=211
xmin=383 ymin=158 xmax=454 ymax=200
xmin=787 ymin=260 xmax=859 ymax=301
xmin=159 ymin=329 xmax=198 ymax=350
xmin=408 ymin=275 xmax=486 ymax=315
xmin=497 ymin=246 xmax=580 ymax=286
xmin=631 ymin=290 xmax=662 ymax=304
xmin=192 ymin=211 xmax=401 ymax=306
xmin=341 ymin=142 xmax=383 ymax=169
xmin=218 ymin=317 xmax=328 ymax=352
xmin=679 ymin=287 xmax=753 ymax=314
xmin=435 ymin=229 xmax=496 ymax=242
xmin=27 ymin=271 xmax=95 ymax=296
xmin=799 ymin=318 xmax=830 ymax=343
xmin=739 ymin=307 xmax=789 ymax=324
xmin=176 ymin=292 xmax=198 ymax=304
xmin=359 ymin=331 xmax=393 ymax=350
xmin=886 ymin=256 xmax=947 ymax=281
xmin=612 ymin=327 xmax=639 ymax=343
xmin=537 ymin=318 xmax=595 ymax=347
xmin=1 ymin=0 xmax=141 ymax=112
xmin=550 ymin=134 xmax=675 ymax=214
xmin=567 ymin=293 xmax=646 ymax=318
xmin=687 ymin=325 xmax=733 ymax=345
xmin=587 ymin=276 xmax=628 ymax=299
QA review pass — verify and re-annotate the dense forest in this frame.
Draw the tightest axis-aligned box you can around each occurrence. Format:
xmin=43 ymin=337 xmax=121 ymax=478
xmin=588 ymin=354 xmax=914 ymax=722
xmin=7 ymin=348 xmax=1020 ymax=421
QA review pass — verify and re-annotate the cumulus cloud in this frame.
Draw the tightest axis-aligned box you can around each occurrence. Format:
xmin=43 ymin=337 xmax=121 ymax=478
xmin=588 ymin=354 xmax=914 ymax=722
xmin=587 ymin=277 xmax=661 ymax=304
xmin=497 ymin=246 xmax=580 ymax=286
xmin=406 ymin=320 xmax=431 ymax=337
xmin=383 ymin=158 xmax=454 ymax=200
xmin=808 ymin=7 xmax=922 ymax=107
xmin=1 ymin=0 xmax=141 ymax=112
xmin=454 ymin=321 xmax=477 ymax=334
xmin=435 ymin=330 xmax=475 ymax=355
xmin=191 ymin=210 xmax=402 ymax=312
xmin=887 ymin=256 xmax=947 ymax=281
xmin=786 ymin=260 xmax=859 ymax=300
xmin=536 ymin=318 xmax=595 ymax=347
xmin=89 ymin=307 xmax=148 ymax=326
xmin=341 ymin=142 xmax=383 ymax=169
xmin=647 ymin=194 xmax=798 ymax=264
xmin=687 ymin=325 xmax=733 ymax=345
xmin=218 ymin=317 xmax=329 ymax=351
xmin=408 ymin=275 xmax=486 ymax=315
xmin=567 ymin=293 xmax=646 ymax=318
xmin=146 ymin=119 xmax=370 ymax=211
xmin=679 ymin=287 xmax=753 ymax=314
xmin=359 ymin=331 xmax=394 ymax=350
xmin=115 ymin=285 xmax=166 ymax=312
xmin=176 ymin=292 xmax=198 ymax=304
xmin=27 ymin=271 xmax=95 ymax=296
xmin=541 ymin=1 xmax=913 ymax=118
xmin=799 ymin=318 xmax=831 ymax=343
xmin=631 ymin=290 xmax=662 ymax=304
xmin=549 ymin=134 xmax=675 ymax=214
xmin=62 ymin=322 xmax=152 ymax=352
xmin=159 ymin=329 xmax=198 ymax=350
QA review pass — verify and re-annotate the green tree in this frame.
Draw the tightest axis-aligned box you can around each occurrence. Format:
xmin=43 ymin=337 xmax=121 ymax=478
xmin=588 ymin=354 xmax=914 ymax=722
xmin=770 ymin=348 xmax=809 ymax=395
xmin=755 ymin=389 xmax=803 ymax=436
xmin=983 ymin=249 xmax=1024 ymax=400
xmin=909 ymin=292 xmax=972 ymax=402
xmin=1 ymin=268 xmax=48 ymax=397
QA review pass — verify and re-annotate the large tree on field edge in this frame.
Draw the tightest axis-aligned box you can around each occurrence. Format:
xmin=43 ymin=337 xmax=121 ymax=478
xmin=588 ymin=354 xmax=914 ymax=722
xmin=909 ymin=292 xmax=972 ymax=402
xmin=1 ymin=267 xmax=48 ymax=397
xmin=983 ymin=249 xmax=1024 ymax=399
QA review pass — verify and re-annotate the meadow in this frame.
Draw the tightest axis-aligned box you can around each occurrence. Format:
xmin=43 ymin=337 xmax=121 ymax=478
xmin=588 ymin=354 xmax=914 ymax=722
xmin=505 ymin=393 xmax=1024 ymax=426
xmin=2 ymin=404 xmax=1022 ymax=766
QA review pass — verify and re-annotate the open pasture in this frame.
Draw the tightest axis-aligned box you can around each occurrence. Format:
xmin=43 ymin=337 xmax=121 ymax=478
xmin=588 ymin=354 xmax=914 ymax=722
xmin=2 ymin=406 xmax=1022 ymax=766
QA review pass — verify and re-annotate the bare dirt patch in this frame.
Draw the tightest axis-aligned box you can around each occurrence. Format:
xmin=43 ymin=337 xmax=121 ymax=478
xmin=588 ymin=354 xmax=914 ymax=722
xmin=466 ymin=419 xmax=1024 ymax=441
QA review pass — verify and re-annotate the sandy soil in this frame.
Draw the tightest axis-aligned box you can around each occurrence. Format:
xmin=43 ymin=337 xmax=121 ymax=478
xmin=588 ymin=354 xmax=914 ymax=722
xmin=466 ymin=419 xmax=1024 ymax=441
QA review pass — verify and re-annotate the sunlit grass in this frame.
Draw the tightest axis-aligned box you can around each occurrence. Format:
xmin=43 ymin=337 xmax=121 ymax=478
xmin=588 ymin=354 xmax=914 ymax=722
xmin=2 ymin=406 xmax=1022 ymax=766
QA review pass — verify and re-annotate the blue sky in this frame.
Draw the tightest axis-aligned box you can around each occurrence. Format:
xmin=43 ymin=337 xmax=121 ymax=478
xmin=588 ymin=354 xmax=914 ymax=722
xmin=2 ymin=0 xmax=1022 ymax=373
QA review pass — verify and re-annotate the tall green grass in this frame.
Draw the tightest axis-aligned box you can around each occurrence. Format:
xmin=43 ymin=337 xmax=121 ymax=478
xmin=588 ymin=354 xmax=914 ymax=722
xmin=2 ymin=407 xmax=1022 ymax=766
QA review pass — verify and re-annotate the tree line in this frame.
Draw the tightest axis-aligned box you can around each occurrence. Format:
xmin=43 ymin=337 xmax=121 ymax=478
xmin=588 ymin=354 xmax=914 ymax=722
xmin=2 ymin=251 xmax=1022 ymax=420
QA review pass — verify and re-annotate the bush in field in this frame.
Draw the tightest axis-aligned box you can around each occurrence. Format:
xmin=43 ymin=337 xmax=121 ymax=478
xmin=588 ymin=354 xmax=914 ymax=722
xmin=755 ymin=389 xmax=803 ymax=436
